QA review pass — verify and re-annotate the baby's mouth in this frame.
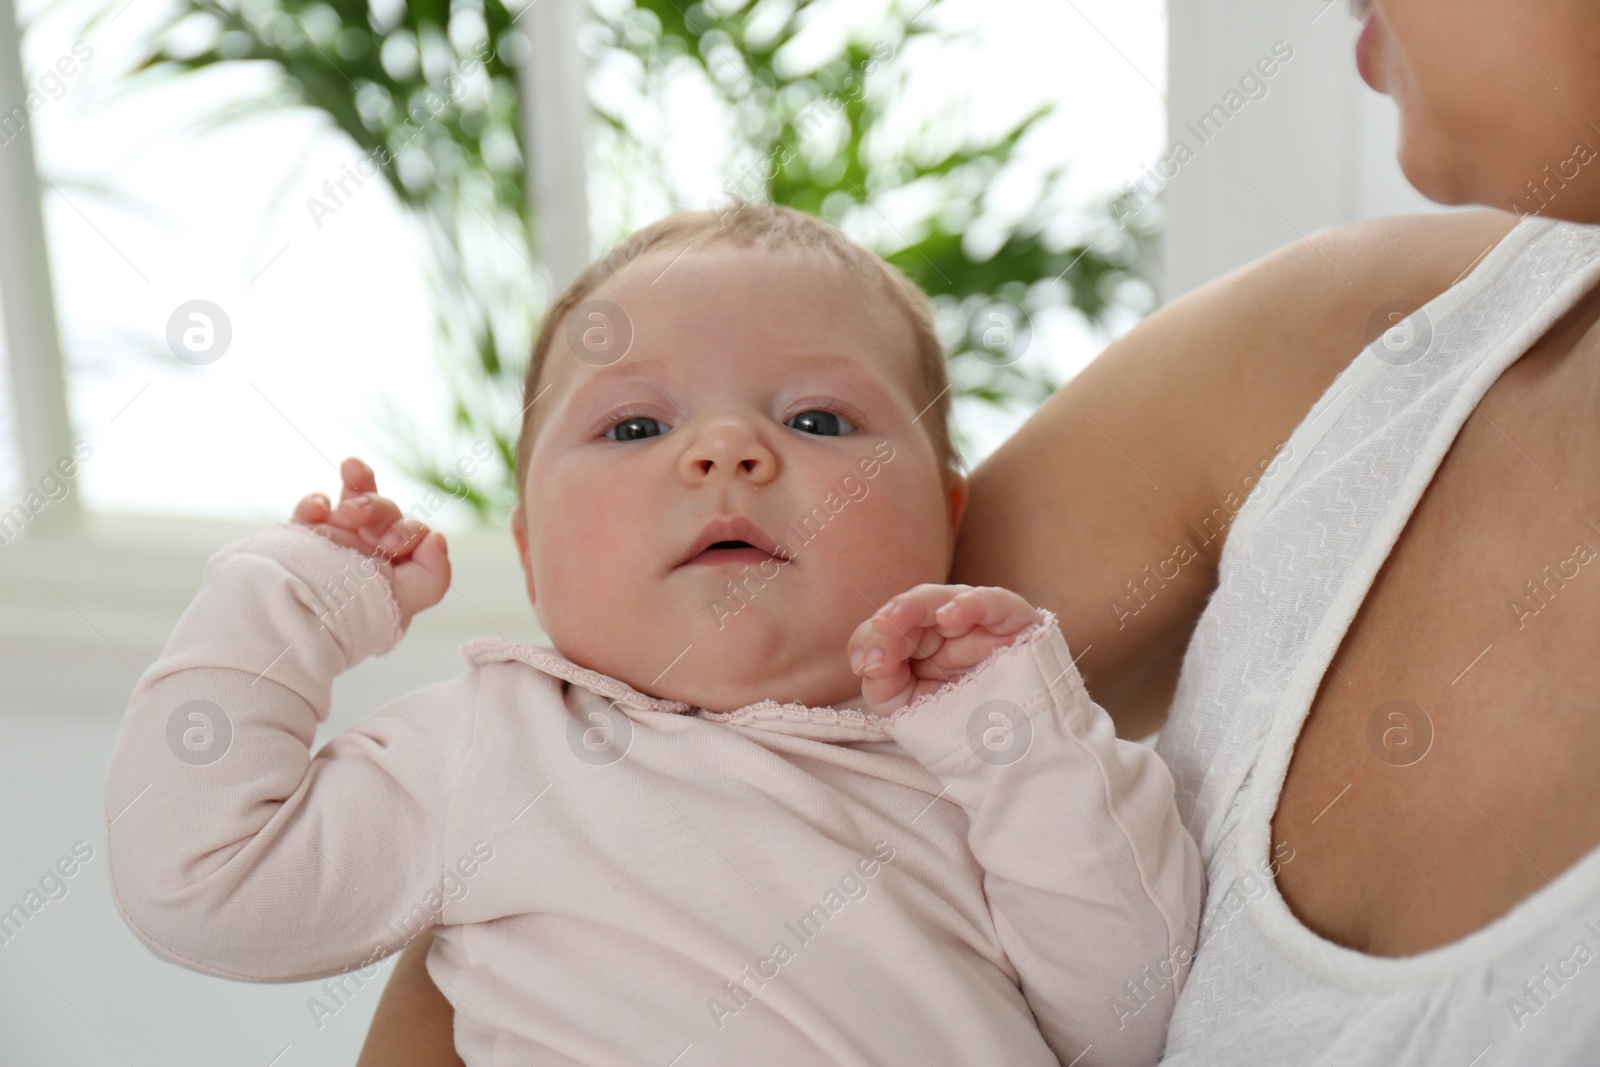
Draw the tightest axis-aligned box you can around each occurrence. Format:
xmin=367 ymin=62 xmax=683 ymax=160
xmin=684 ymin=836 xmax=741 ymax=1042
xmin=681 ymin=541 xmax=783 ymax=567
xmin=676 ymin=516 xmax=792 ymax=569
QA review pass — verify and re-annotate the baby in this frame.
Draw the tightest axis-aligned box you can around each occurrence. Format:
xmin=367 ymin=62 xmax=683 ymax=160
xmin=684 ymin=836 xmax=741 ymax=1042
xmin=105 ymin=204 xmax=1200 ymax=1066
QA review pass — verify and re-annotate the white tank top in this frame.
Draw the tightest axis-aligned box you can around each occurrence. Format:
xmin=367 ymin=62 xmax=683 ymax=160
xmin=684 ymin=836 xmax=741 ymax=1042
xmin=1156 ymin=216 xmax=1600 ymax=1065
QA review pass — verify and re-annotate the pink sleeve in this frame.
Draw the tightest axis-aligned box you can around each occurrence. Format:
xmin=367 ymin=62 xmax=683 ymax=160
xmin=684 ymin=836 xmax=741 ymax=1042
xmin=103 ymin=524 xmax=481 ymax=983
xmin=882 ymin=611 xmax=1202 ymax=1067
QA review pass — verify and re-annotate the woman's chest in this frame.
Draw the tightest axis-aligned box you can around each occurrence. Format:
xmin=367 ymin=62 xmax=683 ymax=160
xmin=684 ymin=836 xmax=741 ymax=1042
xmin=1271 ymin=360 xmax=1600 ymax=956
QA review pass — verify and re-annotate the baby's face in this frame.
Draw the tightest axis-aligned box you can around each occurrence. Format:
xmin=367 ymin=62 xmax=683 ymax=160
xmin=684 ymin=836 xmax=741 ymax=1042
xmin=513 ymin=244 xmax=966 ymax=713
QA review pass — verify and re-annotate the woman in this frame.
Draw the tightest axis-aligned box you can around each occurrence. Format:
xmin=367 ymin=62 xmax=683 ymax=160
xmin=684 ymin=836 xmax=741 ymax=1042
xmin=358 ymin=0 xmax=1600 ymax=1061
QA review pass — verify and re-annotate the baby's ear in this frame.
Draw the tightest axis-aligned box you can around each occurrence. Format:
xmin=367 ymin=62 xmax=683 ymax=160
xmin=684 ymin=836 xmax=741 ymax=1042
xmin=510 ymin=511 xmax=537 ymax=607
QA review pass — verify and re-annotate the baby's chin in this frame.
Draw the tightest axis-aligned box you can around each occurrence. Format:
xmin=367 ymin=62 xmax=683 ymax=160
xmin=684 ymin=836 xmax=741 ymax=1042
xmin=668 ymin=667 xmax=865 ymax=715
xmin=550 ymin=626 xmax=861 ymax=713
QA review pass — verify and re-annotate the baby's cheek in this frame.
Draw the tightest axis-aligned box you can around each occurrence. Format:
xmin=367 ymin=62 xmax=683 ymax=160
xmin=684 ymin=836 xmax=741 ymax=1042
xmin=535 ymin=568 xmax=641 ymax=682
xmin=859 ymin=477 xmax=954 ymax=572
xmin=541 ymin=527 xmax=626 ymax=609
xmin=829 ymin=505 xmax=949 ymax=608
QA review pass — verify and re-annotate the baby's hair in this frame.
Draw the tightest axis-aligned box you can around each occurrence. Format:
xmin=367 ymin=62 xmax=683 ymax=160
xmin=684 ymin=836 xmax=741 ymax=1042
xmin=512 ymin=201 xmax=960 ymax=508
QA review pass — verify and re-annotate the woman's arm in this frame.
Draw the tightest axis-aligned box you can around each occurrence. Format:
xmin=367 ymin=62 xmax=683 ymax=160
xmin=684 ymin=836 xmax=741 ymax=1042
xmin=951 ymin=209 xmax=1518 ymax=738
xmin=356 ymin=931 xmax=466 ymax=1067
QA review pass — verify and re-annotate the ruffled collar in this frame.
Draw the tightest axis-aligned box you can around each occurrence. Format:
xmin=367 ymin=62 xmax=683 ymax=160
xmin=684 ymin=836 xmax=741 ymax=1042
xmin=458 ymin=636 xmax=893 ymax=742
xmin=459 ymin=610 xmax=1059 ymax=744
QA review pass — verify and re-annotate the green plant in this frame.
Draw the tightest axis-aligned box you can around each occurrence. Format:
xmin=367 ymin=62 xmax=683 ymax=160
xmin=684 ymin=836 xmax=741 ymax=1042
xmin=126 ymin=0 xmax=1154 ymax=522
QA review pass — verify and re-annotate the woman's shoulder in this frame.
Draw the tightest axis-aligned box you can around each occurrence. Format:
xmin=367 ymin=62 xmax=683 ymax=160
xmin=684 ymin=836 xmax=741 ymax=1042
xmin=951 ymin=210 xmax=1521 ymax=737
xmin=1169 ymin=209 xmax=1520 ymax=512
xmin=1275 ymin=209 xmax=1522 ymax=330
xmin=1192 ymin=208 xmax=1518 ymax=361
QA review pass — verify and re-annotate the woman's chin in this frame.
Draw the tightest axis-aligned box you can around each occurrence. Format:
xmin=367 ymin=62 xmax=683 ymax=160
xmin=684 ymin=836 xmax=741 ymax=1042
xmin=1392 ymin=123 xmax=1482 ymax=209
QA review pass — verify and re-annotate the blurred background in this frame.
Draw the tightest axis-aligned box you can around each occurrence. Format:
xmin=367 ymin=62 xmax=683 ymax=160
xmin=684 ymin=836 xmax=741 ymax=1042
xmin=0 ymin=0 xmax=1440 ymax=1062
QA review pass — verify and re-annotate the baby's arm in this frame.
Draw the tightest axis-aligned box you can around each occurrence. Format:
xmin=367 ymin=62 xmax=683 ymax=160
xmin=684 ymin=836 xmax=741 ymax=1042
xmin=851 ymin=586 xmax=1202 ymax=1067
xmin=104 ymin=460 xmax=477 ymax=982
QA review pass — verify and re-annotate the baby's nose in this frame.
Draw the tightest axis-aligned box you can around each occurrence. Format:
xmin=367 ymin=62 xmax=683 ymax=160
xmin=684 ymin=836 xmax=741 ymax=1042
xmin=678 ymin=423 xmax=777 ymax=486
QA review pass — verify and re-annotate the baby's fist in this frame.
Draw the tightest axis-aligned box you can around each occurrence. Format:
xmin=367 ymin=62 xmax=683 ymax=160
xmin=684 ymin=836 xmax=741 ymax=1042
xmin=289 ymin=457 xmax=451 ymax=628
xmin=847 ymin=584 xmax=1041 ymax=717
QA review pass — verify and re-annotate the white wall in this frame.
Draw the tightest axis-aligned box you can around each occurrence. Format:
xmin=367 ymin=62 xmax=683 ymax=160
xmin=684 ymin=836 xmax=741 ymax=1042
xmin=1160 ymin=0 xmax=1448 ymax=299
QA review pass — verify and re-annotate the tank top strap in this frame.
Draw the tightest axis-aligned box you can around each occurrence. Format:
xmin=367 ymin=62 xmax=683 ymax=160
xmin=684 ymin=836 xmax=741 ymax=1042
xmin=1158 ymin=216 xmax=1600 ymax=857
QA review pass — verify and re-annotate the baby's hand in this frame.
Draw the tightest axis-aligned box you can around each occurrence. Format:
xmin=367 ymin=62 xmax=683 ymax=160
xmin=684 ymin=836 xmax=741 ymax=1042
xmin=848 ymin=584 xmax=1042 ymax=717
xmin=289 ymin=457 xmax=451 ymax=628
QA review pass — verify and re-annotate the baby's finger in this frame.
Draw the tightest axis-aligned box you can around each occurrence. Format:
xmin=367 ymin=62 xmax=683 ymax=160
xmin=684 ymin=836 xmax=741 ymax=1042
xmin=372 ymin=518 xmax=431 ymax=562
xmin=859 ymin=656 xmax=915 ymax=713
xmin=871 ymin=584 xmax=976 ymax=637
xmin=870 ymin=601 xmax=940 ymax=668
xmin=303 ymin=522 xmax=371 ymax=557
xmin=290 ymin=493 xmax=331 ymax=525
xmin=869 ymin=589 xmax=971 ymax=663
xmin=330 ymin=493 xmax=403 ymax=537
xmin=389 ymin=531 xmax=452 ymax=623
xmin=935 ymin=587 xmax=1039 ymax=639
xmin=339 ymin=457 xmax=379 ymax=503
xmin=850 ymin=613 xmax=935 ymax=680
xmin=355 ymin=498 xmax=406 ymax=546
xmin=930 ymin=589 xmax=986 ymax=637
xmin=924 ymin=630 xmax=1021 ymax=673
xmin=848 ymin=611 xmax=901 ymax=676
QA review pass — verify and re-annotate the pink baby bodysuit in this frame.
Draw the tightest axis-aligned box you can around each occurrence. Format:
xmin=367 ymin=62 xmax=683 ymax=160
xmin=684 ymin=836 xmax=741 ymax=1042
xmin=105 ymin=524 xmax=1202 ymax=1066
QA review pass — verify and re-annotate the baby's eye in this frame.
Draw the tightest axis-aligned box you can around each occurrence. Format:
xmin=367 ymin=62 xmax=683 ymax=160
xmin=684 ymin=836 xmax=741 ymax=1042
xmin=786 ymin=409 xmax=856 ymax=436
xmin=606 ymin=416 xmax=668 ymax=442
